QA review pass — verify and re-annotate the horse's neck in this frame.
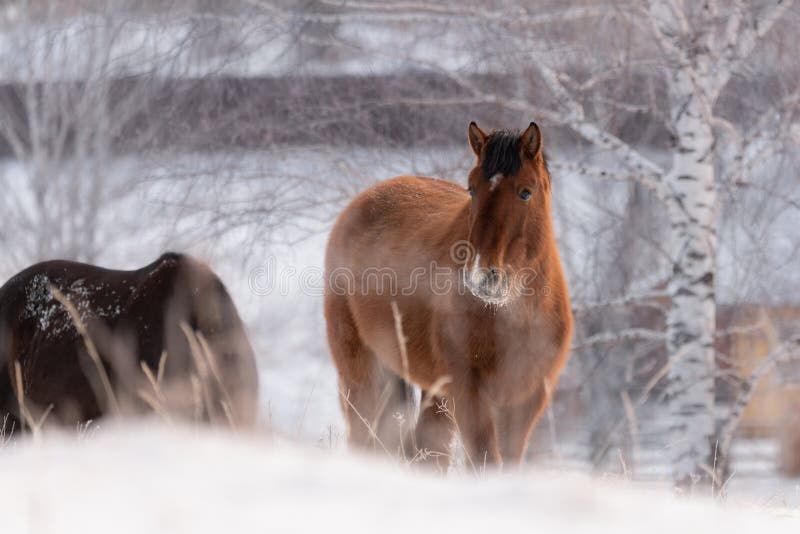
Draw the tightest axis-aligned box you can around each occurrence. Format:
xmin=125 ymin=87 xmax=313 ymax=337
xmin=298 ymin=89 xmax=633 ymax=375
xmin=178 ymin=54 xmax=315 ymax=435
xmin=536 ymin=211 xmax=558 ymax=255
xmin=532 ymin=215 xmax=561 ymax=275
xmin=445 ymin=202 xmax=471 ymax=242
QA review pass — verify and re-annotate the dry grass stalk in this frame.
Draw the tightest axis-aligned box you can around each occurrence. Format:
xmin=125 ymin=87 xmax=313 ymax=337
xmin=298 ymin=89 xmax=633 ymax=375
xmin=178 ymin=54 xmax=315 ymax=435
xmin=180 ymin=322 xmax=218 ymax=423
xmin=14 ymin=361 xmax=53 ymax=442
xmin=190 ymin=375 xmax=203 ymax=424
xmin=338 ymin=387 xmax=394 ymax=460
xmin=49 ymin=286 xmax=121 ymax=416
xmin=0 ymin=415 xmax=12 ymax=447
xmin=196 ymin=332 xmax=237 ymax=425
xmin=179 ymin=322 xmax=238 ymax=427
xmin=432 ymin=395 xmax=477 ymax=475
xmin=390 ymin=300 xmax=416 ymax=457
xmin=136 ymin=350 xmax=175 ymax=422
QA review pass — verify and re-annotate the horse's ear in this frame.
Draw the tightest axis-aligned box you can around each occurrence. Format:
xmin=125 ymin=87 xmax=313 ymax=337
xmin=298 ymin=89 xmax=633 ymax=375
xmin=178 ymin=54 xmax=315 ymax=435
xmin=468 ymin=121 xmax=486 ymax=157
xmin=520 ymin=122 xmax=543 ymax=161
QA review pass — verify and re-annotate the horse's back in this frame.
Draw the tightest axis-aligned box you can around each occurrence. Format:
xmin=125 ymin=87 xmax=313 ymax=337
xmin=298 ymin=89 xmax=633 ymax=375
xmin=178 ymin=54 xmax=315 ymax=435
xmin=327 ymin=175 xmax=465 ymax=270
xmin=0 ymin=253 xmax=258 ymax=427
xmin=0 ymin=258 xmax=146 ymax=425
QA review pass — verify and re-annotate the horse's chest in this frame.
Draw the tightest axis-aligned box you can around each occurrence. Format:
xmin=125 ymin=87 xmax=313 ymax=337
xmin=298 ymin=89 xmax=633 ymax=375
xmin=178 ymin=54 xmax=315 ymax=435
xmin=439 ymin=310 xmax=558 ymax=401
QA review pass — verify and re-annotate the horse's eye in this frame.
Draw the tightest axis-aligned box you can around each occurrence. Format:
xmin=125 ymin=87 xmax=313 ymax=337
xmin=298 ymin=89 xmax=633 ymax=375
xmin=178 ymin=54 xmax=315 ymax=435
xmin=468 ymin=188 xmax=475 ymax=197
xmin=519 ymin=189 xmax=532 ymax=200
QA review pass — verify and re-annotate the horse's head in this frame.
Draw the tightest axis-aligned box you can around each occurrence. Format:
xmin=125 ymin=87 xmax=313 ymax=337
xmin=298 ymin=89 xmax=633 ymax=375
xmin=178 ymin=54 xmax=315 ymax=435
xmin=463 ymin=122 xmax=552 ymax=305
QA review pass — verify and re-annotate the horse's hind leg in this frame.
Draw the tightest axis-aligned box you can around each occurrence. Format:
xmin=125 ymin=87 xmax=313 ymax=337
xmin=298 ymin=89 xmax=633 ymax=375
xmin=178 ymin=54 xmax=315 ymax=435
xmin=373 ymin=372 xmax=415 ymax=456
xmin=326 ymin=295 xmax=410 ymax=456
xmin=336 ymin=359 xmax=412 ymax=457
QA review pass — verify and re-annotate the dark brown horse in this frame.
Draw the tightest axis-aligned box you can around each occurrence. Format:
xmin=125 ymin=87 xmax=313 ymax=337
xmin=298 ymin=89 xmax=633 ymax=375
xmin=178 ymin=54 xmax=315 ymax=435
xmin=324 ymin=122 xmax=572 ymax=469
xmin=0 ymin=252 xmax=258 ymax=433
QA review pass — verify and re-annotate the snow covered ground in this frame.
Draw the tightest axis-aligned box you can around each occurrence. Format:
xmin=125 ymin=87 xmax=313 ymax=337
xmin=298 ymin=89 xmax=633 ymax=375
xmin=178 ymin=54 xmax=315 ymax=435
xmin=0 ymin=423 xmax=798 ymax=533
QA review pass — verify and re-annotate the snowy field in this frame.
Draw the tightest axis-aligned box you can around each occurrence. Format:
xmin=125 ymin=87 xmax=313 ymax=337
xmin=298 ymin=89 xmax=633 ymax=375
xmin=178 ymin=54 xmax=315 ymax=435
xmin=1 ymin=423 xmax=799 ymax=533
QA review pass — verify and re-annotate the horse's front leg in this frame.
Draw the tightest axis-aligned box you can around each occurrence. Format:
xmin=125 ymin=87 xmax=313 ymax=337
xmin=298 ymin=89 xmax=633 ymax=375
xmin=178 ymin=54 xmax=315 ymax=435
xmin=435 ymin=320 xmax=501 ymax=469
xmin=408 ymin=391 xmax=455 ymax=472
xmin=496 ymin=386 xmax=547 ymax=466
xmin=451 ymin=381 xmax=501 ymax=470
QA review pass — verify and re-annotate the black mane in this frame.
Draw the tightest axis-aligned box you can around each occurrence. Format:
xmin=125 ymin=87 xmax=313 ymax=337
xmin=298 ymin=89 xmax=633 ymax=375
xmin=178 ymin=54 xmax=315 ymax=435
xmin=481 ymin=130 xmax=521 ymax=179
xmin=480 ymin=129 xmax=549 ymax=180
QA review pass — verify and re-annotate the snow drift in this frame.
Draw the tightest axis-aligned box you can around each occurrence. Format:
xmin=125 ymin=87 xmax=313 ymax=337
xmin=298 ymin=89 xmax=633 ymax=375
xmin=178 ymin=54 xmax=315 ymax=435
xmin=0 ymin=424 xmax=797 ymax=533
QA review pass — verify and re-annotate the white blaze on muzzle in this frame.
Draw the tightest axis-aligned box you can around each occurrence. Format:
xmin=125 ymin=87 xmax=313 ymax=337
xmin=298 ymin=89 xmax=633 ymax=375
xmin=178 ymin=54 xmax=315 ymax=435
xmin=465 ymin=253 xmax=511 ymax=306
xmin=467 ymin=253 xmax=483 ymax=288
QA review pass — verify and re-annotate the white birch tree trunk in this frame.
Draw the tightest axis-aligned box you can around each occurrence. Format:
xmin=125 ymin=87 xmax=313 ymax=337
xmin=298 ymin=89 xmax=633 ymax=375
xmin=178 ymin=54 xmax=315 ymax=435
xmin=664 ymin=66 xmax=718 ymax=488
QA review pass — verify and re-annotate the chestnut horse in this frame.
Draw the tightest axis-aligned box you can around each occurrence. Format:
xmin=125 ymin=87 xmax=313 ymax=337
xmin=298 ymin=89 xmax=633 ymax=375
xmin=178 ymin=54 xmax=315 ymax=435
xmin=0 ymin=252 xmax=258 ymax=432
xmin=325 ymin=122 xmax=572 ymax=469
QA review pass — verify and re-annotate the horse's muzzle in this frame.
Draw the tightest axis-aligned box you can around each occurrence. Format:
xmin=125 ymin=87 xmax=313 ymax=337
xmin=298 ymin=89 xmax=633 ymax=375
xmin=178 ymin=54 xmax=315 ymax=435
xmin=465 ymin=263 xmax=510 ymax=305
